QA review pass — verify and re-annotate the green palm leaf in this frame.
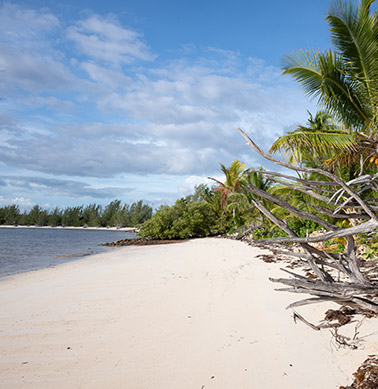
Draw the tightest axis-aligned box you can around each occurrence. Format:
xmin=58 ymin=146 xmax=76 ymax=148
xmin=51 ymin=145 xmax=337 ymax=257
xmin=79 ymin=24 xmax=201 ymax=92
xmin=327 ymin=0 xmax=377 ymax=103
xmin=270 ymin=128 xmax=358 ymax=163
xmin=282 ymin=50 xmax=370 ymax=131
xmin=282 ymin=0 xmax=377 ymax=135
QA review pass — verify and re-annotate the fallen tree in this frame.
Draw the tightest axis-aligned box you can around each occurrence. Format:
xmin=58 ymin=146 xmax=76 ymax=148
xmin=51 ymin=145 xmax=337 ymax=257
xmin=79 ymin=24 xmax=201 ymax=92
xmin=237 ymin=128 xmax=378 ymax=314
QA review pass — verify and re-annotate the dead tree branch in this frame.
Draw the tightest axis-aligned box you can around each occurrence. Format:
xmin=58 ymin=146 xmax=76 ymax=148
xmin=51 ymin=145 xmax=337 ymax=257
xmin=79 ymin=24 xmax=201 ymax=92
xmin=237 ymin=128 xmax=378 ymax=315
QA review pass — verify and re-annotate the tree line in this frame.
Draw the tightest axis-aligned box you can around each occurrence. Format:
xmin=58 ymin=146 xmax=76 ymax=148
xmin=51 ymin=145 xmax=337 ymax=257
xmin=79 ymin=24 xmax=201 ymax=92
xmin=140 ymin=0 xmax=377 ymax=249
xmin=0 ymin=200 xmax=152 ymax=228
xmin=141 ymin=0 xmax=378 ymax=341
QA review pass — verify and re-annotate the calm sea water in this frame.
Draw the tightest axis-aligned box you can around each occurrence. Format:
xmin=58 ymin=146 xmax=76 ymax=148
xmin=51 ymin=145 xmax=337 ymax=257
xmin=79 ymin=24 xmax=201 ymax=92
xmin=0 ymin=227 xmax=136 ymax=279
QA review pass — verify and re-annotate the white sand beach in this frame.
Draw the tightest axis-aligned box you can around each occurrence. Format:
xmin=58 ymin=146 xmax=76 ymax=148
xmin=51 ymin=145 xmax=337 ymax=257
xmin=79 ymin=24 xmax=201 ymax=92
xmin=0 ymin=238 xmax=377 ymax=388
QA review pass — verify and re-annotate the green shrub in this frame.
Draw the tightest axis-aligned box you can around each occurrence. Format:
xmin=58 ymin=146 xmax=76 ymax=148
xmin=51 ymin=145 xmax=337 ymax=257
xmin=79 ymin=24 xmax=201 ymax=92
xmin=252 ymin=219 xmax=321 ymax=240
xmin=287 ymin=219 xmax=321 ymax=237
xmin=358 ymin=233 xmax=378 ymax=259
xmin=139 ymin=198 xmax=219 ymax=239
xmin=252 ymin=227 xmax=288 ymax=240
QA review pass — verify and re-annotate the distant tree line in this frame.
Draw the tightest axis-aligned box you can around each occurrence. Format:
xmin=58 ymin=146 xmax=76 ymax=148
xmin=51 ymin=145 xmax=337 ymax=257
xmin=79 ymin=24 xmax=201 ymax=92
xmin=0 ymin=200 xmax=152 ymax=228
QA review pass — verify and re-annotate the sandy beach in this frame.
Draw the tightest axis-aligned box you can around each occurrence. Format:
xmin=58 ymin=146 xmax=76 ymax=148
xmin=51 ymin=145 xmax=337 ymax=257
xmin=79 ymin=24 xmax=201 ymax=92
xmin=0 ymin=238 xmax=377 ymax=388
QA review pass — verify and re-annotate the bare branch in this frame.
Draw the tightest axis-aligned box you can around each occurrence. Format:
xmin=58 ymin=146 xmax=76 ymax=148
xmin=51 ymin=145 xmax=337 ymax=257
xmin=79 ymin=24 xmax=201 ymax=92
xmin=259 ymin=219 xmax=378 ymax=244
xmin=236 ymin=129 xmax=378 ymax=317
xmin=312 ymin=205 xmax=370 ymax=219
xmin=238 ymin=128 xmax=378 ymax=221
xmin=247 ymin=184 xmax=337 ymax=230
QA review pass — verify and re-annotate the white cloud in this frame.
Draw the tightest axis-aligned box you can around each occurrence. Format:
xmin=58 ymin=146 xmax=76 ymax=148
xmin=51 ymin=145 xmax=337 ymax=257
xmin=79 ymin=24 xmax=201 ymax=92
xmin=177 ymin=175 xmax=218 ymax=198
xmin=20 ymin=96 xmax=76 ymax=111
xmin=80 ymin=62 xmax=132 ymax=88
xmin=0 ymin=3 xmax=318 ymax=208
xmin=0 ymin=44 xmax=75 ymax=93
xmin=0 ymin=175 xmax=132 ymax=199
xmin=66 ymin=14 xmax=156 ymax=65
xmin=0 ymin=196 xmax=34 ymax=208
xmin=0 ymin=3 xmax=59 ymax=49
xmin=0 ymin=50 xmax=315 ymax=180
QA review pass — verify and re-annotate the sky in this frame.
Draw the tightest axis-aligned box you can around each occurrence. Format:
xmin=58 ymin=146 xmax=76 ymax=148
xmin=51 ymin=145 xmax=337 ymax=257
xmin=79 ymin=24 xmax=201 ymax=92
xmin=0 ymin=0 xmax=335 ymax=210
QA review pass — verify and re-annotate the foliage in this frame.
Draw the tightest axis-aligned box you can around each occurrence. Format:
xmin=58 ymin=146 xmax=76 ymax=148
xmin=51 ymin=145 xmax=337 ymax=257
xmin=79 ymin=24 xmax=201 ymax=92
xmin=212 ymin=160 xmax=247 ymax=210
xmin=0 ymin=205 xmax=20 ymax=225
xmin=362 ymin=243 xmax=378 ymax=259
xmin=358 ymin=233 xmax=378 ymax=259
xmin=287 ymin=219 xmax=322 ymax=237
xmin=252 ymin=218 xmax=321 ymax=240
xmin=252 ymin=227 xmax=288 ymax=240
xmin=270 ymin=111 xmax=357 ymax=166
xmin=0 ymin=200 xmax=152 ymax=227
xmin=282 ymin=0 xmax=377 ymax=133
xmin=139 ymin=192 xmax=219 ymax=239
xmin=281 ymin=0 xmax=378 ymax=169
xmin=207 ymin=161 xmax=274 ymax=233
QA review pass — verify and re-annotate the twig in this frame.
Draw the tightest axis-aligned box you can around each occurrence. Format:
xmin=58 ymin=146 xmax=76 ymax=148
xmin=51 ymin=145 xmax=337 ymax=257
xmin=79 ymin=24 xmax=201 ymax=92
xmin=293 ymin=311 xmax=321 ymax=331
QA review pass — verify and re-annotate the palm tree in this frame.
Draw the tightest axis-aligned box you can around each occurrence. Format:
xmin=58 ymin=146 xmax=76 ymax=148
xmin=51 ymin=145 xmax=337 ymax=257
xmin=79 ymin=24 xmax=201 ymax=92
xmin=270 ymin=110 xmax=358 ymax=167
xmin=209 ymin=161 xmax=275 ymax=230
xmin=281 ymin=0 xmax=377 ymax=167
xmin=211 ymin=160 xmax=247 ymax=211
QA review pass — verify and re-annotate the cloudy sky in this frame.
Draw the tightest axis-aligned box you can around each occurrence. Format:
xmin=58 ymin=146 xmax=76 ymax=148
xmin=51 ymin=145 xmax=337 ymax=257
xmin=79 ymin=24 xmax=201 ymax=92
xmin=1 ymin=0 xmax=333 ymax=210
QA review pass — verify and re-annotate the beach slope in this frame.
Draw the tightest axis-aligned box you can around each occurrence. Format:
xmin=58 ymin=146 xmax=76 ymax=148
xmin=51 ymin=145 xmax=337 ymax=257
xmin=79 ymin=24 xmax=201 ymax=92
xmin=0 ymin=238 xmax=376 ymax=388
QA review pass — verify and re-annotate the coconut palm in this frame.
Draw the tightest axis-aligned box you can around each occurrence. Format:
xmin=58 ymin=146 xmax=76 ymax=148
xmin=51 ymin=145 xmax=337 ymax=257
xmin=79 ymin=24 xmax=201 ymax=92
xmin=269 ymin=110 xmax=358 ymax=166
xmin=211 ymin=160 xmax=247 ymax=211
xmin=281 ymin=0 xmax=377 ymax=167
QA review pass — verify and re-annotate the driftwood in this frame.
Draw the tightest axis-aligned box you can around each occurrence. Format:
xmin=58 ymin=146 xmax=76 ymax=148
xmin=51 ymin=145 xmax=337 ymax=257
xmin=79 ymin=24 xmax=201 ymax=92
xmin=237 ymin=128 xmax=378 ymax=314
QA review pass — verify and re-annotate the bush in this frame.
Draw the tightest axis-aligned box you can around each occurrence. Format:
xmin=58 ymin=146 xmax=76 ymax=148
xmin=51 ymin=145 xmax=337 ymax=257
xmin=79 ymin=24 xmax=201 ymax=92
xmin=252 ymin=219 xmax=321 ymax=240
xmin=287 ymin=219 xmax=321 ymax=237
xmin=139 ymin=198 xmax=218 ymax=239
xmin=252 ymin=227 xmax=288 ymax=240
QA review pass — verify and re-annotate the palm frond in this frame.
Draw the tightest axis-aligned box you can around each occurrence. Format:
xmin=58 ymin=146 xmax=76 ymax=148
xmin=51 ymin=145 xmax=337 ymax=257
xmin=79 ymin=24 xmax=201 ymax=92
xmin=324 ymin=132 xmax=378 ymax=168
xmin=327 ymin=0 xmax=378 ymax=112
xmin=270 ymin=128 xmax=358 ymax=162
xmin=282 ymin=49 xmax=372 ymax=131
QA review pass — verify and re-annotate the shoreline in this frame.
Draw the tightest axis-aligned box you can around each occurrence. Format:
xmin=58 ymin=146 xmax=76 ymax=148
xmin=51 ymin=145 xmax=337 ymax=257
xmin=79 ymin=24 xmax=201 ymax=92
xmin=0 ymin=227 xmax=138 ymax=280
xmin=0 ymin=238 xmax=376 ymax=388
xmin=0 ymin=224 xmax=138 ymax=233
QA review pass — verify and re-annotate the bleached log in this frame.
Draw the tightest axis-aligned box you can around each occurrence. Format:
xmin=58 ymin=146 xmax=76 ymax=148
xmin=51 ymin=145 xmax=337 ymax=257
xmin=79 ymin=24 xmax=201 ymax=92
xmin=236 ymin=128 xmax=378 ymax=316
xmin=238 ymin=128 xmax=378 ymax=221
xmin=258 ymin=218 xmax=378 ymax=244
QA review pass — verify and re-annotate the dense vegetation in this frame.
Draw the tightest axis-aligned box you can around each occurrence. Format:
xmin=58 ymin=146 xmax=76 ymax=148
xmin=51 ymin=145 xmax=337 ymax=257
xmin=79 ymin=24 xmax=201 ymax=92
xmin=139 ymin=0 xmax=377 ymax=245
xmin=139 ymin=164 xmax=327 ymax=240
xmin=0 ymin=200 xmax=152 ymax=228
xmin=138 ymin=185 xmax=222 ymax=239
xmin=2 ymin=0 xmax=376 ymax=250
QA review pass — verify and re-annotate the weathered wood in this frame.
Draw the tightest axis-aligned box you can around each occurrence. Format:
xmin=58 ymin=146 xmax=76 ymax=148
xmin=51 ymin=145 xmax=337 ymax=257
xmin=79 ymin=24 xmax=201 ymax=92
xmin=345 ymin=236 xmax=370 ymax=285
xmin=236 ymin=129 xmax=378 ymax=318
xmin=312 ymin=205 xmax=370 ymax=220
xmin=350 ymin=297 xmax=378 ymax=313
xmin=251 ymin=198 xmax=334 ymax=282
xmin=293 ymin=311 xmax=321 ymax=331
xmin=259 ymin=175 xmax=338 ymax=203
xmin=280 ymin=268 xmax=308 ymax=280
xmin=258 ymin=219 xmax=378 ymax=244
xmin=269 ymin=277 xmax=377 ymax=295
xmin=286 ymin=297 xmax=339 ymax=309
xmin=247 ymin=169 xmax=339 ymax=187
xmin=247 ymin=184 xmax=338 ymax=231
xmin=238 ymin=128 xmax=378 ymax=221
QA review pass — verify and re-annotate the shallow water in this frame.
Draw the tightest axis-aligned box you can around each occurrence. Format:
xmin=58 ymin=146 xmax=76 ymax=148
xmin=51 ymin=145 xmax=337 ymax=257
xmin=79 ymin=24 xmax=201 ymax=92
xmin=0 ymin=227 xmax=136 ymax=278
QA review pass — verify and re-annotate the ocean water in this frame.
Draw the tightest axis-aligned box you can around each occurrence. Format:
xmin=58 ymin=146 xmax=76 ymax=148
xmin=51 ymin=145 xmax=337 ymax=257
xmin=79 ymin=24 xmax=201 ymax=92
xmin=0 ymin=227 xmax=136 ymax=279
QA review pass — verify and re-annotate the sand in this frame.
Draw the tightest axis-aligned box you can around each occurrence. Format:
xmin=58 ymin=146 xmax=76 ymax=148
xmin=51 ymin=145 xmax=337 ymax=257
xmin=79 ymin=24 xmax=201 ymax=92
xmin=0 ymin=237 xmax=377 ymax=388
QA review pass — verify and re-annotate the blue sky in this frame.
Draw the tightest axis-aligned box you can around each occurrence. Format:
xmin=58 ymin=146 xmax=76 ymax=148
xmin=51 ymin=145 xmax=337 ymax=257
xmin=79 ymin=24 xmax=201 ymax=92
xmin=1 ymin=0 xmax=334 ymax=210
